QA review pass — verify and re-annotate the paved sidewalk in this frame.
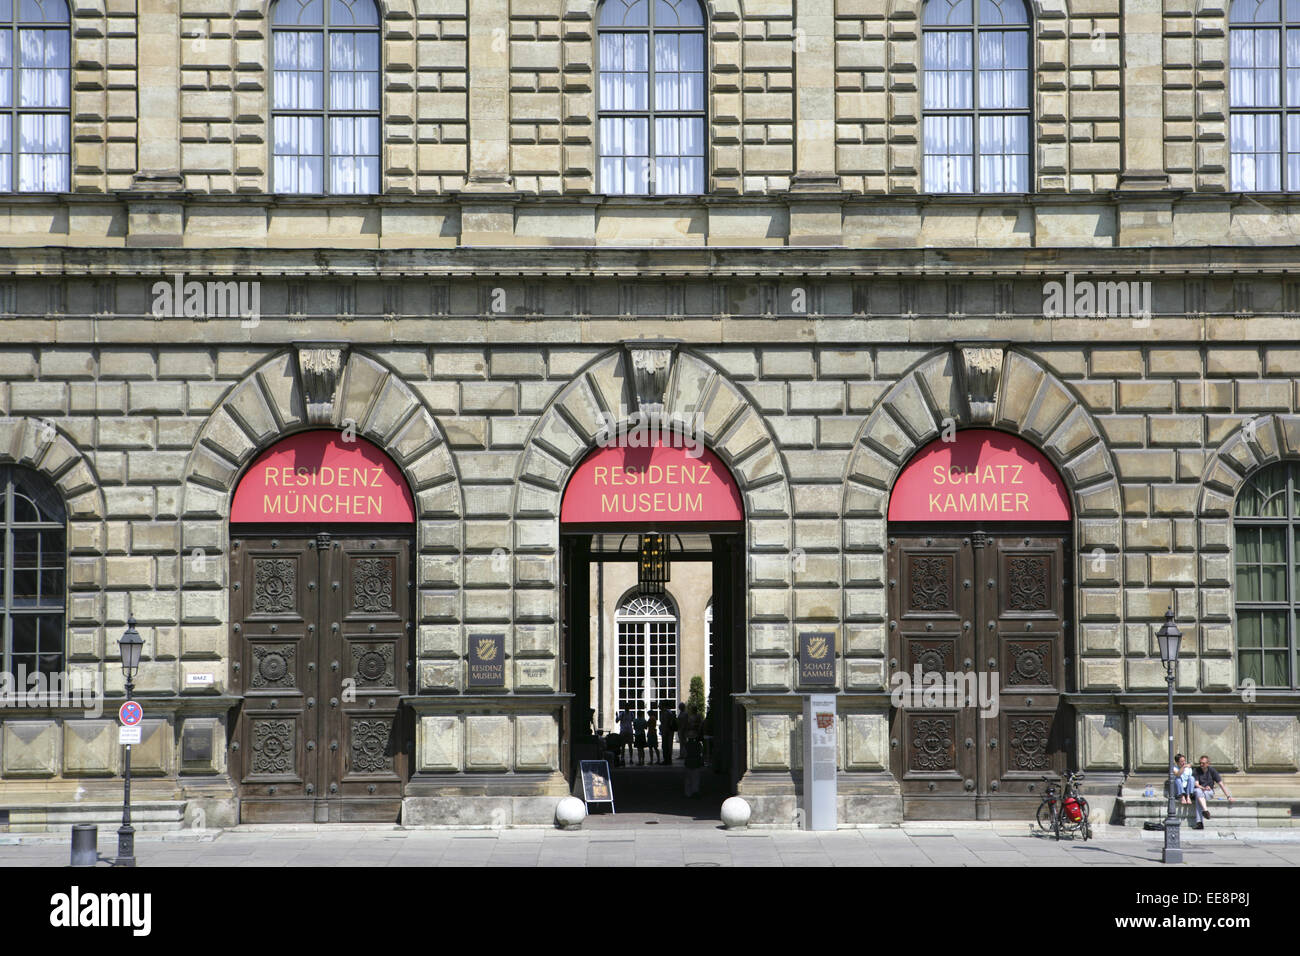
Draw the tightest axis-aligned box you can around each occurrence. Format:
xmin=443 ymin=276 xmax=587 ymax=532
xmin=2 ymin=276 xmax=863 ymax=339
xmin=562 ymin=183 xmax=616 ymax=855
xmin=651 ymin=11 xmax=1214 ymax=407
xmin=2 ymin=823 xmax=1298 ymax=866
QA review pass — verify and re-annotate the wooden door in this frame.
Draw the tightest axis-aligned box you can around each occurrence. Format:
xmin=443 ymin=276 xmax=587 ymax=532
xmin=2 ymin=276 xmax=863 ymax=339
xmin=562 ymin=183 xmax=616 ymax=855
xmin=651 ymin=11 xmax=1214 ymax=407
xmin=231 ymin=532 xmax=412 ymax=823
xmin=888 ymin=534 xmax=977 ymax=817
xmin=978 ymin=533 xmax=1068 ymax=815
xmin=889 ymin=531 xmax=1068 ymax=819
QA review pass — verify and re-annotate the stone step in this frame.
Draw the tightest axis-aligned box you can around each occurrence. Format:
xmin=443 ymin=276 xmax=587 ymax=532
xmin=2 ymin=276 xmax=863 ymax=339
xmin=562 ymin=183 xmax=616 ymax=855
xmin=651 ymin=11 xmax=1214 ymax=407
xmin=1 ymin=801 xmax=187 ymax=833
xmin=1117 ymin=796 xmax=1300 ymax=828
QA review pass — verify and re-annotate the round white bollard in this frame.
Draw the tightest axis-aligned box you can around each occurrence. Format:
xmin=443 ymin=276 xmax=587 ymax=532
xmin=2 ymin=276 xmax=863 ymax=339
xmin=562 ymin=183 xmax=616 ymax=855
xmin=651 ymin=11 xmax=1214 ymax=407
xmin=720 ymin=796 xmax=752 ymax=830
xmin=555 ymin=796 xmax=587 ymax=830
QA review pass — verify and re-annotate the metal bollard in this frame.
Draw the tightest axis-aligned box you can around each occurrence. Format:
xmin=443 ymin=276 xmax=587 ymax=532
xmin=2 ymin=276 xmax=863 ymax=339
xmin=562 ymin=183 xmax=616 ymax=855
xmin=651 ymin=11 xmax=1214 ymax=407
xmin=70 ymin=823 xmax=98 ymax=867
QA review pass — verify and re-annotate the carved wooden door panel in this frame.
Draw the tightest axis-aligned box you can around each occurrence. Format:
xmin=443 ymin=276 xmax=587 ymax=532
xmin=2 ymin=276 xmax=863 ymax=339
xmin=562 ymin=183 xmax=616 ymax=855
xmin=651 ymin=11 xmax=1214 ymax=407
xmin=888 ymin=535 xmax=978 ymax=817
xmin=978 ymin=534 xmax=1067 ymax=812
xmin=231 ymin=535 xmax=320 ymax=822
xmin=323 ymin=536 xmax=410 ymax=822
xmin=231 ymin=533 xmax=411 ymax=823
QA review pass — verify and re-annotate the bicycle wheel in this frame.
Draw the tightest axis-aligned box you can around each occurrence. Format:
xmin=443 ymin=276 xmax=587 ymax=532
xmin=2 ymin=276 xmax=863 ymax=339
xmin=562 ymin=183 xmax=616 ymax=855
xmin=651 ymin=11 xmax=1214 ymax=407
xmin=1077 ymin=798 xmax=1091 ymax=840
xmin=1036 ymin=799 xmax=1057 ymax=833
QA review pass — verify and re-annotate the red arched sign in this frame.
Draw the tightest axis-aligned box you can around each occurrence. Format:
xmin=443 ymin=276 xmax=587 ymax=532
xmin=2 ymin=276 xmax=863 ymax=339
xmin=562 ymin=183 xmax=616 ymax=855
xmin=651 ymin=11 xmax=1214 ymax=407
xmin=231 ymin=430 xmax=416 ymax=524
xmin=887 ymin=429 xmax=1071 ymax=522
xmin=561 ymin=440 xmax=744 ymax=526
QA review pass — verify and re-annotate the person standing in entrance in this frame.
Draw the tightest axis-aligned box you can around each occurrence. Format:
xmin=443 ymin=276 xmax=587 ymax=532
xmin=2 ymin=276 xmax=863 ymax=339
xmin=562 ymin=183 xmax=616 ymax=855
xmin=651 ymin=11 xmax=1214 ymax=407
xmin=683 ymin=736 xmax=704 ymax=797
xmin=677 ymin=702 xmax=690 ymax=761
xmin=618 ymin=709 xmax=635 ymax=765
xmin=647 ymin=710 xmax=660 ymax=764
xmin=659 ymin=701 xmax=676 ymax=764
xmin=633 ymin=711 xmax=648 ymax=766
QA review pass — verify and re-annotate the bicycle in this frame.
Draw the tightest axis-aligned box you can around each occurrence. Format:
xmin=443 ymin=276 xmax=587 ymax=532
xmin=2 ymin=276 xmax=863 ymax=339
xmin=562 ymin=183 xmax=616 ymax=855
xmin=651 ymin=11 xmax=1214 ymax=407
xmin=1035 ymin=770 xmax=1091 ymax=841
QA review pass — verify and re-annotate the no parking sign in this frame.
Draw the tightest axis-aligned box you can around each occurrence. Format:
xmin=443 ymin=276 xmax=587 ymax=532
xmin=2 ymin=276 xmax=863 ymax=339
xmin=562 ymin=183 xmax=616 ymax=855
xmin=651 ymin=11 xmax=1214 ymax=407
xmin=119 ymin=700 xmax=143 ymax=745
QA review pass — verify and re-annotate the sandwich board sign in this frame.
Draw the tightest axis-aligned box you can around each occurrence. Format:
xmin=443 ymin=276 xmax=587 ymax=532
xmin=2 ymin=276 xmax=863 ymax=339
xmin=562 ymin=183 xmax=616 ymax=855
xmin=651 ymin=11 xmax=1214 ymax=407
xmin=580 ymin=760 xmax=615 ymax=813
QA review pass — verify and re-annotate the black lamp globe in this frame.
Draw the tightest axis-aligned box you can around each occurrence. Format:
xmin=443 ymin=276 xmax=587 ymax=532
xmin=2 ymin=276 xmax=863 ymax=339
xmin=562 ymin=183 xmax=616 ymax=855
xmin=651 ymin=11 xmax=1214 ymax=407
xmin=118 ymin=616 xmax=143 ymax=683
xmin=1156 ymin=608 xmax=1182 ymax=667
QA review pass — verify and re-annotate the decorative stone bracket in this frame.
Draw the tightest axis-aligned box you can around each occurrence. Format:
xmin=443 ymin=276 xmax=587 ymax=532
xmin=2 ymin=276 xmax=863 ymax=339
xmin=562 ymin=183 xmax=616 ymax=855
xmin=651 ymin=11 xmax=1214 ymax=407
xmin=955 ymin=345 xmax=1005 ymax=425
xmin=622 ymin=340 xmax=678 ymax=422
xmin=296 ymin=344 xmax=349 ymax=425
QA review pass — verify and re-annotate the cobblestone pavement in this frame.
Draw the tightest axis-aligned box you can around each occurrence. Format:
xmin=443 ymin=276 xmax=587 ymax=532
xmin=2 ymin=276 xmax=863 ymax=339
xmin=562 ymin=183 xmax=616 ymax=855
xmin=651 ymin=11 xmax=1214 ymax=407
xmin=2 ymin=823 xmax=1298 ymax=867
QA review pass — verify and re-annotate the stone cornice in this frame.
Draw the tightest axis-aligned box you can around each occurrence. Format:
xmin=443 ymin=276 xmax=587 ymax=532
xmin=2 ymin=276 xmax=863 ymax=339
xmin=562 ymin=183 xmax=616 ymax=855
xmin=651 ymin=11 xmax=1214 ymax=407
xmin=0 ymin=245 xmax=1298 ymax=277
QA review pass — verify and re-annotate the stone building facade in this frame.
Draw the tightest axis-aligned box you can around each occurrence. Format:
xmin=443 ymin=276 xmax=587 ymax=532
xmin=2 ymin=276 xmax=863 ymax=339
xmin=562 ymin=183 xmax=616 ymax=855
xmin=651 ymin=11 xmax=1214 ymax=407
xmin=0 ymin=0 xmax=1298 ymax=829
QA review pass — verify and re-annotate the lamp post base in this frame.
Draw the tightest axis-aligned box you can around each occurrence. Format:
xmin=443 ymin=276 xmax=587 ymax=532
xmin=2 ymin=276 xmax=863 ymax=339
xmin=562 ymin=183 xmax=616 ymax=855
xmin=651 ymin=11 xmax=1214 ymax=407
xmin=1161 ymin=816 xmax=1182 ymax=864
xmin=115 ymin=824 xmax=136 ymax=867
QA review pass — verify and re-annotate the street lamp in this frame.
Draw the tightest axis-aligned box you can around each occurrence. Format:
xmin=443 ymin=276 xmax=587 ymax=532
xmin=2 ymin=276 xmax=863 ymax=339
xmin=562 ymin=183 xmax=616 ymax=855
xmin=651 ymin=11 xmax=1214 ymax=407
xmin=116 ymin=617 xmax=143 ymax=868
xmin=1156 ymin=607 xmax=1183 ymax=864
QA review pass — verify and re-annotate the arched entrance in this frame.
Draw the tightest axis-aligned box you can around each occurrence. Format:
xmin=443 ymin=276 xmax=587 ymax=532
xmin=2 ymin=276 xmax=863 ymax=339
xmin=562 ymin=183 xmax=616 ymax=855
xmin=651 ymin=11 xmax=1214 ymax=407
xmin=227 ymin=429 xmax=417 ymax=823
xmin=558 ymin=436 xmax=745 ymax=811
xmin=887 ymin=428 xmax=1074 ymax=820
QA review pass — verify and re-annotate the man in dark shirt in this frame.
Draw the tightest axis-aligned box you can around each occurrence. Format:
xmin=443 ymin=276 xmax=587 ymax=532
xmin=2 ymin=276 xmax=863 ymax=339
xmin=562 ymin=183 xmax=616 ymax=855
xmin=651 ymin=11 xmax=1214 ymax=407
xmin=1191 ymin=754 xmax=1233 ymax=829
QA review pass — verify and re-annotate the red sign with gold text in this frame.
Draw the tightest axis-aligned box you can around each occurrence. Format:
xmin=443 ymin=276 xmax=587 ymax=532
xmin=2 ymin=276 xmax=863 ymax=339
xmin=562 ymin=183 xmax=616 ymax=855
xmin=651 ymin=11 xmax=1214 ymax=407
xmin=887 ymin=429 xmax=1070 ymax=522
xmin=231 ymin=430 xmax=416 ymax=524
xmin=561 ymin=440 xmax=744 ymax=525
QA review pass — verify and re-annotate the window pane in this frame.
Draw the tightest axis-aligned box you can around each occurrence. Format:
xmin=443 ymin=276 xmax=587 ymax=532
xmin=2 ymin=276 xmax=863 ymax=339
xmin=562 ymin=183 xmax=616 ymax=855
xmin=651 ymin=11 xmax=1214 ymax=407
xmin=0 ymin=116 xmax=9 ymax=192
xmin=923 ymin=0 xmax=973 ymax=26
xmin=1231 ymin=0 xmax=1279 ymax=22
xmin=329 ymin=32 xmax=379 ymax=111
xmin=924 ymin=114 xmax=973 ymax=191
xmin=1237 ymin=565 xmax=1261 ymax=601
xmin=1239 ymin=611 xmax=1261 ymax=647
xmin=1239 ymin=649 xmax=1263 ymax=685
xmin=331 ymin=0 xmax=378 ymax=27
xmin=273 ymin=115 xmax=323 ymax=192
xmin=273 ymin=0 xmax=324 ymax=26
xmin=1262 ymin=610 xmax=1287 ymax=646
xmin=599 ymin=34 xmax=648 ymax=111
xmin=978 ymin=31 xmax=1029 ymax=110
xmin=924 ymin=31 xmax=972 ymax=110
xmin=1263 ymin=649 xmax=1288 ymax=685
xmin=0 ymin=30 xmax=13 ymax=109
xmin=657 ymin=0 xmax=704 ymax=28
xmin=1230 ymin=28 xmax=1281 ymax=108
xmin=329 ymin=115 xmax=378 ymax=194
xmin=600 ymin=117 xmax=649 ymax=193
xmin=654 ymin=117 xmax=703 ymax=193
xmin=977 ymin=114 xmax=1028 ymax=192
xmin=273 ymin=31 xmax=324 ymax=110
xmin=654 ymin=33 xmax=704 ymax=112
xmin=981 ymin=0 xmax=1029 ymax=25
xmin=600 ymin=0 xmax=648 ymax=27
xmin=1230 ymin=112 xmax=1282 ymax=189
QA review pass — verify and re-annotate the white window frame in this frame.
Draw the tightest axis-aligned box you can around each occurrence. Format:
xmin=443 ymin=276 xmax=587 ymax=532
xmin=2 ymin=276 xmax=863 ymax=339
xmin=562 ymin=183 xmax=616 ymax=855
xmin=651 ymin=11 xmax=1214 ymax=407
xmin=270 ymin=0 xmax=382 ymax=196
xmin=596 ymin=0 xmax=708 ymax=196
xmin=616 ymin=593 xmax=680 ymax=718
xmin=921 ymin=0 xmax=1033 ymax=194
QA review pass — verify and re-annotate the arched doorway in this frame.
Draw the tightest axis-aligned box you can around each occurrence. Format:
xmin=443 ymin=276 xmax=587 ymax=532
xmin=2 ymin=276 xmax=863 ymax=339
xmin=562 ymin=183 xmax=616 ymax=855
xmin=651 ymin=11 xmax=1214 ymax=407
xmin=559 ymin=435 xmax=745 ymax=810
xmin=227 ymin=429 xmax=417 ymax=823
xmin=886 ymin=428 xmax=1074 ymax=820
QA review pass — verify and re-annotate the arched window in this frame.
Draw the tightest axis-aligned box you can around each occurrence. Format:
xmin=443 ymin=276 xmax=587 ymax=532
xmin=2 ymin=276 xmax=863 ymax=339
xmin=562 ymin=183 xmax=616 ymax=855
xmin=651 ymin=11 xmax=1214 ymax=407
xmin=0 ymin=0 xmax=70 ymax=192
xmin=597 ymin=0 xmax=706 ymax=195
xmin=271 ymin=0 xmax=380 ymax=194
xmin=616 ymin=593 xmax=679 ymax=716
xmin=921 ymin=0 xmax=1030 ymax=193
xmin=1 ymin=466 xmax=65 ymax=679
xmin=1234 ymin=461 xmax=1300 ymax=688
xmin=1229 ymin=0 xmax=1297 ymax=190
